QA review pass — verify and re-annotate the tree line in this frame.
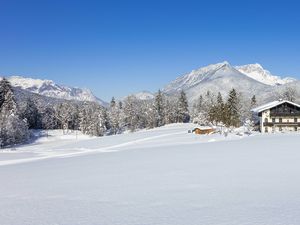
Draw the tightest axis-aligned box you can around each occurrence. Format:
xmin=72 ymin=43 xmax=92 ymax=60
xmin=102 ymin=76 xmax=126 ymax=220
xmin=0 ymin=79 xmax=189 ymax=147
xmin=191 ymin=89 xmax=257 ymax=128
xmin=2 ymin=77 xmax=297 ymax=148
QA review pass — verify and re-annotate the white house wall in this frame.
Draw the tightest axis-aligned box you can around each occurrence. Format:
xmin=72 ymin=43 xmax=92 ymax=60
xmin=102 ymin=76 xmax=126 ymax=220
xmin=260 ymin=109 xmax=300 ymax=133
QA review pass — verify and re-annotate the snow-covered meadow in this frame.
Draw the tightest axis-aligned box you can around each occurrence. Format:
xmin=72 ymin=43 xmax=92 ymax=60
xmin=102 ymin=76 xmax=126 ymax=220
xmin=1 ymin=124 xmax=300 ymax=225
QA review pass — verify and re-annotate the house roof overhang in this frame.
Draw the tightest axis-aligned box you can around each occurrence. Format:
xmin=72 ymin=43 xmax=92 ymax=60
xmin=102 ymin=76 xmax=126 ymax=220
xmin=251 ymin=100 xmax=300 ymax=114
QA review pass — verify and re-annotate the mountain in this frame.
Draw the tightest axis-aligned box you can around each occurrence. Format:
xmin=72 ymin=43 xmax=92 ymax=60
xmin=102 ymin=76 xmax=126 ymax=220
xmin=162 ymin=61 xmax=299 ymax=103
xmin=121 ymin=91 xmax=155 ymax=101
xmin=2 ymin=76 xmax=107 ymax=106
xmin=163 ymin=61 xmax=232 ymax=93
xmin=235 ymin=63 xmax=295 ymax=86
xmin=131 ymin=91 xmax=155 ymax=100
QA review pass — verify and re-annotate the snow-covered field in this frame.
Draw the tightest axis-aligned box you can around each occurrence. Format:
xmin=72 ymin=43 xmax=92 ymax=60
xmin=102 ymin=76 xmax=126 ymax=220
xmin=1 ymin=124 xmax=300 ymax=225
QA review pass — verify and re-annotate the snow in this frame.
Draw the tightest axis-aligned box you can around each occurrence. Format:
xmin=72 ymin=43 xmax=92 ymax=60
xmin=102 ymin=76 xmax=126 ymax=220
xmin=0 ymin=76 xmax=107 ymax=106
xmin=163 ymin=61 xmax=231 ymax=93
xmin=236 ymin=63 xmax=295 ymax=86
xmin=124 ymin=91 xmax=155 ymax=100
xmin=1 ymin=124 xmax=300 ymax=225
xmin=252 ymin=100 xmax=300 ymax=113
xmin=161 ymin=61 xmax=299 ymax=103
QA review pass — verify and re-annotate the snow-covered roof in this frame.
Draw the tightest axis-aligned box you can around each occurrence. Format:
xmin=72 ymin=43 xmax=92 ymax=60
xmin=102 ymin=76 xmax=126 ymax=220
xmin=193 ymin=126 xmax=214 ymax=130
xmin=252 ymin=100 xmax=300 ymax=113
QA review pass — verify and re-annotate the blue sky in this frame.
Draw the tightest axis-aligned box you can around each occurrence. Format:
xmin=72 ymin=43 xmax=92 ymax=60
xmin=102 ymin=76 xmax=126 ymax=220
xmin=1 ymin=0 xmax=300 ymax=101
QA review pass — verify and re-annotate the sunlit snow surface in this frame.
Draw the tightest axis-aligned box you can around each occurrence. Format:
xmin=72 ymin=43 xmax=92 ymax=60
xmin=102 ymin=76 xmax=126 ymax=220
xmin=1 ymin=124 xmax=300 ymax=225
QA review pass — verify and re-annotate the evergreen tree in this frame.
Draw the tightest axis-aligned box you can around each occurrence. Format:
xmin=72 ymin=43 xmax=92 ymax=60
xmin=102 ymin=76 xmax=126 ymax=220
xmin=250 ymin=95 xmax=257 ymax=109
xmin=123 ymin=96 xmax=139 ymax=132
xmin=225 ymin=88 xmax=241 ymax=127
xmin=55 ymin=103 xmax=73 ymax=133
xmin=208 ymin=92 xmax=225 ymax=125
xmin=109 ymin=97 xmax=121 ymax=134
xmin=216 ymin=92 xmax=225 ymax=123
xmin=164 ymin=99 xmax=177 ymax=124
xmin=154 ymin=90 xmax=165 ymax=127
xmin=79 ymin=102 xmax=108 ymax=136
xmin=79 ymin=102 xmax=89 ymax=134
xmin=110 ymin=97 xmax=116 ymax=108
xmin=197 ymin=95 xmax=204 ymax=112
xmin=21 ymin=98 xmax=40 ymax=129
xmin=177 ymin=90 xmax=190 ymax=123
xmin=0 ymin=78 xmax=29 ymax=147
xmin=41 ymin=106 xmax=58 ymax=130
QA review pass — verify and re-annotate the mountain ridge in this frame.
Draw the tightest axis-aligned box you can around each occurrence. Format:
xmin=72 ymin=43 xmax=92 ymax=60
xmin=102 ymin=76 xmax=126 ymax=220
xmin=0 ymin=75 xmax=107 ymax=106
xmin=160 ymin=61 xmax=299 ymax=103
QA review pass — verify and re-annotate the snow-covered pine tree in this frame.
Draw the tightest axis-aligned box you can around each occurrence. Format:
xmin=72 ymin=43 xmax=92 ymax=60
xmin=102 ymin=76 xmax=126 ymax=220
xmin=69 ymin=103 xmax=80 ymax=130
xmin=41 ymin=106 xmax=59 ymax=130
xmin=154 ymin=90 xmax=165 ymax=127
xmin=55 ymin=103 xmax=73 ymax=133
xmin=145 ymin=102 xmax=156 ymax=129
xmin=20 ymin=98 xmax=40 ymax=129
xmin=197 ymin=95 xmax=204 ymax=113
xmin=216 ymin=92 xmax=225 ymax=124
xmin=274 ymin=86 xmax=297 ymax=102
xmin=225 ymin=88 xmax=241 ymax=127
xmin=246 ymin=94 xmax=258 ymax=131
xmin=176 ymin=90 xmax=190 ymax=123
xmin=123 ymin=95 xmax=139 ymax=132
xmin=192 ymin=95 xmax=207 ymax=125
xmin=88 ymin=105 xmax=107 ymax=136
xmin=208 ymin=92 xmax=225 ymax=125
xmin=197 ymin=91 xmax=214 ymax=125
xmin=164 ymin=99 xmax=177 ymax=124
xmin=250 ymin=95 xmax=257 ymax=109
xmin=79 ymin=102 xmax=89 ymax=134
xmin=108 ymin=97 xmax=121 ymax=134
xmin=0 ymin=78 xmax=29 ymax=147
xmin=79 ymin=102 xmax=107 ymax=136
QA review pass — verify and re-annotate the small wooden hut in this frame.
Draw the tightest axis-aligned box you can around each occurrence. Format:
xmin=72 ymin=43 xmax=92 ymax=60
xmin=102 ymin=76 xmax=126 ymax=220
xmin=192 ymin=127 xmax=215 ymax=135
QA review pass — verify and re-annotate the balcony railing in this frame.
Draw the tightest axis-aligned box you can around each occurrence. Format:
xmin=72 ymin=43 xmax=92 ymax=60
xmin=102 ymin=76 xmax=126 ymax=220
xmin=270 ymin=112 xmax=300 ymax=117
xmin=263 ymin=122 xmax=300 ymax=126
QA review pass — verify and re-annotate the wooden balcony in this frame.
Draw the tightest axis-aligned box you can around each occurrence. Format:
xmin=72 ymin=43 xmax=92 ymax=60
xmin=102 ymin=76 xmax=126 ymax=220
xmin=263 ymin=122 xmax=300 ymax=126
xmin=270 ymin=112 xmax=300 ymax=117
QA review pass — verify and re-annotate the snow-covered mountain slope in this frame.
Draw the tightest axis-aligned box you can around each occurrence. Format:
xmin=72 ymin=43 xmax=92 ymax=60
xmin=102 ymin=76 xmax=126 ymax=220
xmin=162 ymin=61 xmax=299 ymax=103
xmin=122 ymin=91 xmax=155 ymax=101
xmin=2 ymin=76 xmax=107 ymax=106
xmin=163 ymin=61 xmax=231 ymax=93
xmin=132 ymin=91 xmax=155 ymax=100
xmin=235 ymin=63 xmax=295 ymax=86
xmin=163 ymin=62 xmax=268 ymax=101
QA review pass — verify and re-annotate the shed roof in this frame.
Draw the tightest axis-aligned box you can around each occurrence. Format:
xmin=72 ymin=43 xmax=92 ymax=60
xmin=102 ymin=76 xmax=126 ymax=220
xmin=252 ymin=100 xmax=300 ymax=113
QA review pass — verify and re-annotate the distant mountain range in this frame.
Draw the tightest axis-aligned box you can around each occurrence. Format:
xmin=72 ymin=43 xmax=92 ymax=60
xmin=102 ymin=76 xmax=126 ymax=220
xmin=1 ymin=76 xmax=107 ymax=106
xmin=1 ymin=62 xmax=299 ymax=106
xmin=162 ymin=61 xmax=299 ymax=103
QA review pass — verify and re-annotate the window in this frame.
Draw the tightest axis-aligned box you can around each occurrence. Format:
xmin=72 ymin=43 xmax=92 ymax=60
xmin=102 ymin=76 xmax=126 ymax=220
xmin=295 ymin=118 xmax=298 ymax=123
xmin=265 ymin=118 xmax=268 ymax=123
xmin=279 ymin=127 xmax=282 ymax=131
xmin=272 ymin=118 xmax=275 ymax=123
xmin=265 ymin=127 xmax=268 ymax=133
xmin=295 ymin=127 xmax=297 ymax=132
xmin=279 ymin=118 xmax=282 ymax=123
